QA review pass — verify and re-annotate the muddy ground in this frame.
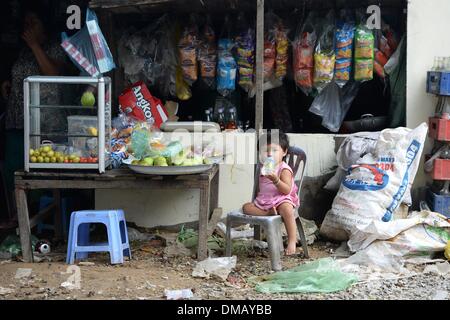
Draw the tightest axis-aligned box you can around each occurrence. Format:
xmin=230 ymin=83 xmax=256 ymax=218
xmin=0 ymin=234 xmax=448 ymax=300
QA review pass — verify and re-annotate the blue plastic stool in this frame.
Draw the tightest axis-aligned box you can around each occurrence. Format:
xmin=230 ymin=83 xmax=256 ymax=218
xmin=66 ymin=210 xmax=131 ymax=265
xmin=37 ymin=196 xmax=72 ymax=236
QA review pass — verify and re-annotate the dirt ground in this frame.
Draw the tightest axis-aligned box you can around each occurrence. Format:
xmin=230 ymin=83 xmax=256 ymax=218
xmin=0 ymin=233 xmax=448 ymax=300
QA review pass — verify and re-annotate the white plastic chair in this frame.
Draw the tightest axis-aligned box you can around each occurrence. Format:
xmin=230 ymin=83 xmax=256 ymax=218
xmin=225 ymin=146 xmax=309 ymax=271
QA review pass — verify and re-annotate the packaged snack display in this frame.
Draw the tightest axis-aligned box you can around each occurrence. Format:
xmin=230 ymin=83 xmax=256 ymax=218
xmin=354 ymin=24 xmax=374 ymax=82
xmin=198 ymin=17 xmax=217 ymax=88
xmin=264 ymin=38 xmax=276 ymax=81
xmin=235 ymin=14 xmax=255 ymax=91
xmin=293 ymin=13 xmax=317 ymax=95
xmin=119 ymin=81 xmax=169 ymax=128
xmin=314 ymin=12 xmax=336 ymax=92
xmin=275 ymin=23 xmax=289 ymax=80
xmin=354 ymin=58 xmax=374 ymax=81
xmin=178 ymin=16 xmax=199 ymax=85
xmin=355 ymin=26 xmax=374 ymax=59
xmin=217 ymin=39 xmax=237 ymax=96
xmin=335 ymin=21 xmax=355 ymax=87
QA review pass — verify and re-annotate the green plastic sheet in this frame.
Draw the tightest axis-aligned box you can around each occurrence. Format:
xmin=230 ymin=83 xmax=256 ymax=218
xmin=0 ymin=234 xmax=39 ymax=257
xmin=249 ymin=258 xmax=358 ymax=294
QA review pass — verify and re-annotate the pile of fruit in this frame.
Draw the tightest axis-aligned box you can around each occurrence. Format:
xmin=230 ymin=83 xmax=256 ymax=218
xmin=130 ymin=149 xmax=204 ymax=167
xmin=29 ymin=145 xmax=98 ymax=164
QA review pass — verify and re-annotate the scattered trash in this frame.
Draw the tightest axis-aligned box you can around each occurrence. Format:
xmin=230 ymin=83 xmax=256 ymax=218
xmin=177 ymin=225 xmax=224 ymax=251
xmin=0 ymin=234 xmax=39 ymax=257
xmin=0 ymin=251 xmax=12 ymax=260
xmin=127 ymin=227 xmax=156 ymax=242
xmin=216 ymin=222 xmax=254 ymax=239
xmin=192 ymin=256 xmax=237 ymax=281
xmin=35 ymin=240 xmax=51 ymax=254
xmin=300 ymin=218 xmax=319 ymax=245
xmin=0 ymin=287 xmax=14 ymax=296
xmin=341 ymin=211 xmax=450 ymax=274
xmin=164 ymin=288 xmax=194 ymax=300
xmin=331 ymin=242 xmax=352 ymax=258
xmin=423 ymin=262 xmax=450 ymax=276
xmin=162 ymin=276 xmax=169 ymax=280
xmin=249 ymin=258 xmax=358 ymax=293
xmin=15 ymin=268 xmax=32 ymax=279
xmin=432 ymin=290 xmax=448 ymax=300
xmin=78 ymin=261 xmax=95 ymax=266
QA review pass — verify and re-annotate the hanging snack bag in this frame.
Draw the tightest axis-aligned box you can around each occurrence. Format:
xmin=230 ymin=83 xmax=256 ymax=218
xmin=217 ymin=39 xmax=237 ymax=96
xmin=235 ymin=14 xmax=255 ymax=91
xmin=293 ymin=13 xmax=317 ymax=95
xmin=178 ymin=17 xmax=199 ymax=85
xmin=314 ymin=14 xmax=336 ymax=92
xmin=354 ymin=24 xmax=374 ymax=82
xmin=335 ymin=22 xmax=355 ymax=87
xmin=275 ymin=22 xmax=289 ymax=81
xmin=264 ymin=37 xmax=276 ymax=81
xmin=198 ymin=17 xmax=217 ymax=88
xmin=354 ymin=58 xmax=374 ymax=81
xmin=119 ymin=81 xmax=169 ymax=128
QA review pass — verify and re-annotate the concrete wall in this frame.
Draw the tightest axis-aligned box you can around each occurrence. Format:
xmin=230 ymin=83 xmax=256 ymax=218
xmin=406 ymin=0 xmax=450 ymax=190
xmin=96 ymin=132 xmax=339 ymax=228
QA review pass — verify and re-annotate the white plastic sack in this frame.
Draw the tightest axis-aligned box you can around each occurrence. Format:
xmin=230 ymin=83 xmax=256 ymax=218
xmin=320 ymin=123 xmax=428 ymax=241
xmin=341 ymin=211 xmax=450 ymax=274
xmin=324 ymin=132 xmax=379 ymax=192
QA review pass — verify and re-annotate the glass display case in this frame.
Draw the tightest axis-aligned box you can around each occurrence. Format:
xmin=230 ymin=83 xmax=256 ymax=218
xmin=24 ymin=76 xmax=112 ymax=173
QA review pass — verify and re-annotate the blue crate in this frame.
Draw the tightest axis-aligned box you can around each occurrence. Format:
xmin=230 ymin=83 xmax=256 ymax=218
xmin=427 ymin=189 xmax=450 ymax=218
xmin=427 ymin=71 xmax=450 ymax=96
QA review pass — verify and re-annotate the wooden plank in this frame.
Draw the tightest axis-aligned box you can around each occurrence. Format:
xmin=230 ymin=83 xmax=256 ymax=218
xmin=197 ymin=181 xmax=210 ymax=261
xmin=15 ymin=187 xmax=33 ymax=263
xmin=16 ymin=179 xmax=205 ymax=190
xmin=207 ymin=208 xmax=223 ymax=237
xmin=255 ymin=0 xmax=264 ymax=135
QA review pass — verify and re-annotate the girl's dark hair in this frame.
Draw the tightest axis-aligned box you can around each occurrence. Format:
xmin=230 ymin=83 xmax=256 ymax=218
xmin=258 ymin=130 xmax=290 ymax=152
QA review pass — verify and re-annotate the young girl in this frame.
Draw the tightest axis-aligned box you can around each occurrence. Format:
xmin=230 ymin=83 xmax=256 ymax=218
xmin=243 ymin=132 xmax=300 ymax=255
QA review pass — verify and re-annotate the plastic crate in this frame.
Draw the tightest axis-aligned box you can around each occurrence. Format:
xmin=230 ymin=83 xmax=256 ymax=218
xmin=427 ymin=189 xmax=450 ymax=218
xmin=431 ymin=158 xmax=450 ymax=180
xmin=427 ymin=71 xmax=450 ymax=96
xmin=429 ymin=117 xmax=450 ymax=141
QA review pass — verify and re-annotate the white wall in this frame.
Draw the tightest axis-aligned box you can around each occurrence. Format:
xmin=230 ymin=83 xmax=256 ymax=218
xmin=406 ymin=0 xmax=450 ymax=188
xmin=96 ymin=132 xmax=338 ymax=228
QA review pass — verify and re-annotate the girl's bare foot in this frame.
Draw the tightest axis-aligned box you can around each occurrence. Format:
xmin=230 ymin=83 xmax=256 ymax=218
xmin=285 ymin=241 xmax=297 ymax=256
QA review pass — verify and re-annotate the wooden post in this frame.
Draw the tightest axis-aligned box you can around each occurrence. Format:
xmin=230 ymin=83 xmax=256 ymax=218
xmin=198 ymin=181 xmax=210 ymax=261
xmin=255 ymin=0 xmax=264 ymax=135
xmin=15 ymin=186 xmax=33 ymax=263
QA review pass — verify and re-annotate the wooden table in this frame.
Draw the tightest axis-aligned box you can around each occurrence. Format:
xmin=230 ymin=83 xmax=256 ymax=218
xmin=14 ymin=165 xmax=219 ymax=263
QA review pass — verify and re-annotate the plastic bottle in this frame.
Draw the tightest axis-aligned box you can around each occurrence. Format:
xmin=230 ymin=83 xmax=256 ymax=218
xmin=261 ymin=156 xmax=276 ymax=176
xmin=204 ymin=109 xmax=213 ymax=122
xmin=217 ymin=108 xmax=226 ymax=131
xmin=226 ymin=107 xmax=237 ymax=130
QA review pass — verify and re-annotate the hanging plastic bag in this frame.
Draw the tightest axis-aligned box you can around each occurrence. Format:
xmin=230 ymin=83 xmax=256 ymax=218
xmin=310 ymin=80 xmax=360 ymax=132
xmin=292 ymin=13 xmax=317 ymax=95
xmin=235 ymin=13 xmax=255 ymax=92
xmin=61 ymin=8 xmax=116 ymax=76
xmin=178 ymin=15 xmax=199 ymax=85
xmin=198 ymin=15 xmax=217 ymax=89
xmin=216 ymin=17 xmax=237 ymax=97
xmin=354 ymin=22 xmax=374 ymax=82
xmin=335 ymin=14 xmax=355 ymax=88
xmin=275 ymin=22 xmax=289 ymax=81
xmin=314 ymin=11 xmax=336 ymax=92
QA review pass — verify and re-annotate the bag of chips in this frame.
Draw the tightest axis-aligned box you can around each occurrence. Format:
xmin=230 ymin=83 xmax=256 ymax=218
xmin=314 ymin=12 xmax=336 ymax=92
xmin=198 ymin=16 xmax=217 ymax=88
xmin=355 ymin=25 xmax=374 ymax=59
xmin=235 ymin=13 xmax=255 ymax=91
xmin=275 ymin=22 xmax=289 ymax=81
xmin=178 ymin=15 xmax=199 ymax=85
xmin=354 ymin=58 xmax=374 ymax=81
xmin=335 ymin=20 xmax=355 ymax=88
xmin=292 ymin=13 xmax=317 ymax=95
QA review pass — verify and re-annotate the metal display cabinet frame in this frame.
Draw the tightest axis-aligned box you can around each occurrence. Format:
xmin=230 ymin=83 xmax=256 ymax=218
xmin=24 ymin=76 xmax=112 ymax=173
